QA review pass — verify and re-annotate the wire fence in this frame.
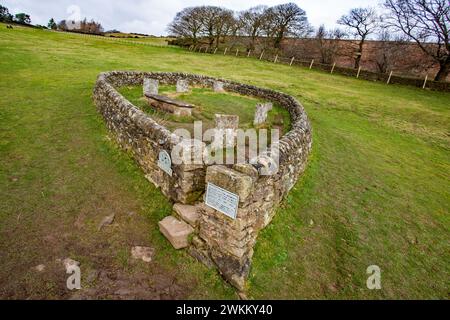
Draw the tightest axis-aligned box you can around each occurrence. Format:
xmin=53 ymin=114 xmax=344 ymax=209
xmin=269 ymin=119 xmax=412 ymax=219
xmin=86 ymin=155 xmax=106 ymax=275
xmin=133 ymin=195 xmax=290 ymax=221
xmin=186 ymin=44 xmax=450 ymax=92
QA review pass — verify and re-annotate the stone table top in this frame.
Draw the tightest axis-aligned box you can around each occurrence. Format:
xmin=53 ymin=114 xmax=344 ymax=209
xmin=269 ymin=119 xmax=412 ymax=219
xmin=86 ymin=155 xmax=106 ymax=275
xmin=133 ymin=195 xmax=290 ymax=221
xmin=145 ymin=94 xmax=195 ymax=108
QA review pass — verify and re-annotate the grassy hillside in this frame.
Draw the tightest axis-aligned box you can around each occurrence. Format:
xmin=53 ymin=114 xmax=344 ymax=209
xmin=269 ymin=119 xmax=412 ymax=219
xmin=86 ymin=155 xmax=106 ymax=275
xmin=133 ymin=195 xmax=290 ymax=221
xmin=0 ymin=24 xmax=449 ymax=299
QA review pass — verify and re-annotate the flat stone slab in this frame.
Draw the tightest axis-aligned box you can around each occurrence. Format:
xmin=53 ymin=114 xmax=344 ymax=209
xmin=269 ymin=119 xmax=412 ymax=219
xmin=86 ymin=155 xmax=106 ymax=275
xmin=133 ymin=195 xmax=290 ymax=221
xmin=158 ymin=216 xmax=194 ymax=249
xmin=145 ymin=94 xmax=194 ymax=116
xmin=173 ymin=203 xmax=199 ymax=227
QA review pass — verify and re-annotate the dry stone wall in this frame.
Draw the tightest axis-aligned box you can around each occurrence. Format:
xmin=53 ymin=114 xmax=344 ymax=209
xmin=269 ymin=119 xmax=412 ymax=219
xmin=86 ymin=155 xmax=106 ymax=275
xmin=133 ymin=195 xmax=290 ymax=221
xmin=93 ymin=71 xmax=312 ymax=290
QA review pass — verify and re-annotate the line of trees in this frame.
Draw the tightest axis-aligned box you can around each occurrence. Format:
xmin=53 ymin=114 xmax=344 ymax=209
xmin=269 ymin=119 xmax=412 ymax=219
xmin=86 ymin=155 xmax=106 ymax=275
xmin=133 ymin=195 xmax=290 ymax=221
xmin=168 ymin=1 xmax=449 ymax=81
xmin=0 ymin=5 xmax=31 ymax=25
xmin=57 ymin=18 xmax=104 ymax=35
xmin=168 ymin=3 xmax=312 ymax=50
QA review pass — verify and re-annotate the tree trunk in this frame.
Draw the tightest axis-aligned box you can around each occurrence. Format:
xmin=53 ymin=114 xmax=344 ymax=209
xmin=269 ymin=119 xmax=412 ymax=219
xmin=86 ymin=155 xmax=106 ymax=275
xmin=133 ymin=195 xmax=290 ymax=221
xmin=354 ymin=39 xmax=365 ymax=69
xmin=434 ymin=56 xmax=450 ymax=82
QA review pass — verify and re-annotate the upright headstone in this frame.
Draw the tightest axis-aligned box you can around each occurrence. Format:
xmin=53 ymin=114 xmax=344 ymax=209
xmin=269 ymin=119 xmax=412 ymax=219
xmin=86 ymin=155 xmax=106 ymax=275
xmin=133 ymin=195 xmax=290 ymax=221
xmin=143 ymin=78 xmax=159 ymax=96
xmin=176 ymin=79 xmax=189 ymax=93
xmin=211 ymin=114 xmax=239 ymax=150
xmin=253 ymin=102 xmax=273 ymax=125
xmin=213 ymin=81 xmax=225 ymax=92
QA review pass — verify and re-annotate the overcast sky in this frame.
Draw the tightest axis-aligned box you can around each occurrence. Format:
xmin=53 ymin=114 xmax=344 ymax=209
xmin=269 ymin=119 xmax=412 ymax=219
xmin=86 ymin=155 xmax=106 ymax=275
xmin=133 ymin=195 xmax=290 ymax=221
xmin=3 ymin=0 xmax=381 ymax=35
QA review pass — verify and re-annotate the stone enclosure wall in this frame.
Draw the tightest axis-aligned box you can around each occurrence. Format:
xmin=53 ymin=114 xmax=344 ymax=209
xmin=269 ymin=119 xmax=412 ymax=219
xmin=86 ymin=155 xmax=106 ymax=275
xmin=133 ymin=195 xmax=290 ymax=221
xmin=93 ymin=71 xmax=312 ymax=290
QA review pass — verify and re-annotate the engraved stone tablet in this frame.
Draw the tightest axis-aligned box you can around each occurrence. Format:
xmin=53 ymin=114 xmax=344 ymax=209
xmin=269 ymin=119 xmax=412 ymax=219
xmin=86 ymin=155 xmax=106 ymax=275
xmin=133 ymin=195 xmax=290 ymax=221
xmin=253 ymin=102 xmax=273 ymax=125
xmin=143 ymin=78 xmax=158 ymax=95
xmin=176 ymin=79 xmax=189 ymax=93
xmin=205 ymin=183 xmax=239 ymax=219
xmin=158 ymin=150 xmax=172 ymax=176
xmin=213 ymin=81 xmax=225 ymax=92
xmin=211 ymin=114 xmax=239 ymax=150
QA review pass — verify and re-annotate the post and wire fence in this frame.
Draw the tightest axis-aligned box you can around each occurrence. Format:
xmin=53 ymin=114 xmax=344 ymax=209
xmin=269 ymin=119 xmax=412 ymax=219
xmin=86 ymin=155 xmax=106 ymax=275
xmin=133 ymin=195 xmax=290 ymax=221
xmin=186 ymin=44 xmax=449 ymax=92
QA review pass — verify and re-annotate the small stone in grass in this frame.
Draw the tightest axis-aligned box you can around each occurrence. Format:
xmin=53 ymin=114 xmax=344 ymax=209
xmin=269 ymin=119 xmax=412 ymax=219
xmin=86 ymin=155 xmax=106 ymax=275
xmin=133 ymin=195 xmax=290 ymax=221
xmin=98 ymin=213 xmax=115 ymax=231
xmin=131 ymin=246 xmax=154 ymax=263
xmin=34 ymin=264 xmax=46 ymax=272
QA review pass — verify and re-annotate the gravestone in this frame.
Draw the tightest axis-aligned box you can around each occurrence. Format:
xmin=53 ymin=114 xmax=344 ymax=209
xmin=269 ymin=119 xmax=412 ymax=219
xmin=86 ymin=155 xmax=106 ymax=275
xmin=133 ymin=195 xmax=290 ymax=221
xmin=215 ymin=114 xmax=239 ymax=130
xmin=176 ymin=79 xmax=189 ymax=93
xmin=213 ymin=81 xmax=225 ymax=92
xmin=253 ymin=102 xmax=273 ymax=125
xmin=143 ymin=78 xmax=159 ymax=95
xmin=211 ymin=114 xmax=239 ymax=150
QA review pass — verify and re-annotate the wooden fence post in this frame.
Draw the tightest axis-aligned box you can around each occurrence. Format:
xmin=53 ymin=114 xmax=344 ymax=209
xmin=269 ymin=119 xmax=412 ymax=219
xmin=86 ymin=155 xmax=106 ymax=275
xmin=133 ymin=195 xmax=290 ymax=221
xmin=387 ymin=71 xmax=393 ymax=84
xmin=236 ymin=49 xmax=239 ymax=56
xmin=274 ymin=55 xmax=278 ymax=63
xmin=213 ymin=47 xmax=218 ymax=54
xmin=259 ymin=50 xmax=264 ymax=60
xmin=356 ymin=66 xmax=361 ymax=78
xmin=309 ymin=59 xmax=314 ymax=69
xmin=331 ymin=62 xmax=336 ymax=74
xmin=423 ymin=74 xmax=428 ymax=89
xmin=224 ymin=47 xmax=228 ymax=55
xmin=290 ymin=57 xmax=295 ymax=66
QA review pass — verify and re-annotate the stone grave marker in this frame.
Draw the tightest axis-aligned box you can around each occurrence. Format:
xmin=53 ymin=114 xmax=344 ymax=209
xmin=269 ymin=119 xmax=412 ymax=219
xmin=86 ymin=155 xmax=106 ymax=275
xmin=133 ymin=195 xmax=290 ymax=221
xmin=253 ymin=102 xmax=273 ymax=125
xmin=211 ymin=114 xmax=239 ymax=150
xmin=213 ymin=81 xmax=225 ymax=92
xmin=143 ymin=78 xmax=158 ymax=95
xmin=176 ymin=79 xmax=189 ymax=93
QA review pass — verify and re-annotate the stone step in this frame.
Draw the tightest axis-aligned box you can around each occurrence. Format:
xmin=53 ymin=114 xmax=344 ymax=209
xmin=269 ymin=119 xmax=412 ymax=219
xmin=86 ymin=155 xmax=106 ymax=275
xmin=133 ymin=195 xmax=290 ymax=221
xmin=158 ymin=216 xmax=194 ymax=249
xmin=173 ymin=203 xmax=199 ymax=227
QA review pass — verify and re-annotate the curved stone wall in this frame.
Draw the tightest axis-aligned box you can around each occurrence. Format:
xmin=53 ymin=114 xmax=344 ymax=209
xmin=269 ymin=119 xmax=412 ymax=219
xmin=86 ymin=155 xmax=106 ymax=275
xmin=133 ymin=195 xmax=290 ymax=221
xmin=93 ymin=71 xmax=312 ymax=290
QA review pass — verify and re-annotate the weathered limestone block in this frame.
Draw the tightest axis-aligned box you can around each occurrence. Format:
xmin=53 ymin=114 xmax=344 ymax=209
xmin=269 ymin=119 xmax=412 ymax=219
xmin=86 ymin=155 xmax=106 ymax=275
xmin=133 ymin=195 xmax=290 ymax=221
xmin=211 ymin=114 xmax=239 ymax=150
xmin=158 ymin=216 xmax=194 ymax=249
xmin=213 ymin=81 xmax=225 ymax=92
xmin=143 ymin=78 xmax=158 ymax=95
xmin=173 ymin=203 xmax=199 ymax=227
xmin=176 ymin=79 xmax=189 ymax=93
xmin=205 ymin=165 xmax=253 ymax=204
xmin=253 ymin=102 xmax=273 ymax=125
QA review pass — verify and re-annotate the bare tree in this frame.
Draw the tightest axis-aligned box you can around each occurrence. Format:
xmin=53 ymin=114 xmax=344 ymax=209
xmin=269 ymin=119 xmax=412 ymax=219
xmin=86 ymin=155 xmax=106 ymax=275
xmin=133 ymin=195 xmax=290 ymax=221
xmin=57 ymin=20 xmax=68 ymax=31
xmin=384 ymin=0 xmax=450 ymax=81
xmin=266 ymin=3 xmax=311 ymax=49
xmin=239 ymin=6 xmax=268 ymax=51
xmin=315 ymin=25 xmax=347 ymax=64
xmin=196 ymin=6 xmax=234 ymax=48
xmin=338 ymin=7 xmax=379 ymax=69
xmin=167 ymin=7 xmax=203 ymax=45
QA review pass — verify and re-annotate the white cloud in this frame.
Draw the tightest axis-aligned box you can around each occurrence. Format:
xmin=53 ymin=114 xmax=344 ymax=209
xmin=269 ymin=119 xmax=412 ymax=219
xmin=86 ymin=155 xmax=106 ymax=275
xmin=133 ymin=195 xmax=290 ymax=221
xmin=2 ymin=0 xmax=381 ymax=35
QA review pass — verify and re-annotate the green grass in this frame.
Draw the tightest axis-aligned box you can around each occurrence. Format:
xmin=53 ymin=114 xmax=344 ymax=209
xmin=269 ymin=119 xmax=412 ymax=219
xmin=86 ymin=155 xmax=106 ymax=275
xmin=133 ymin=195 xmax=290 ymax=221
xmin=119 ymin=85 xmax=291 ymax=134
xmin=0 ymin=24 xmax=449 ymax=299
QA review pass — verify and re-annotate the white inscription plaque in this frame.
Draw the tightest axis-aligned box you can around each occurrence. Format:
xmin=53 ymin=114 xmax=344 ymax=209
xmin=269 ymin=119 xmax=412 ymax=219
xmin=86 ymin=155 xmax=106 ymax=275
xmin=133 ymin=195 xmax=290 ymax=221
xmin=158 ymin=150 xmax=172 ymax=176
xmin=205 ymin=183 xmax=239 ymax=219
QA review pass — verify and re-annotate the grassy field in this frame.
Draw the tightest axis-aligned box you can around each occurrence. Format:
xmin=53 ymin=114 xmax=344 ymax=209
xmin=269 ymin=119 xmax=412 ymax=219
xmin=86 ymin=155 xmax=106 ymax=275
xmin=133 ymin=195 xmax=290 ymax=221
xmin=0 ymin=24 xmax=449 ymax=299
